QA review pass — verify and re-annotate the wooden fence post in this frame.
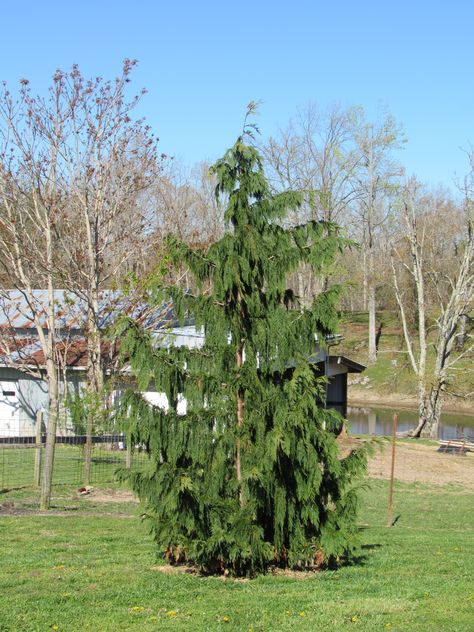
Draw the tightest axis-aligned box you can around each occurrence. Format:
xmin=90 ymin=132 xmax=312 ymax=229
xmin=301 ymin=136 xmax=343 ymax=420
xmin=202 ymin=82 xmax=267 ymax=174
xmin=126 ymin=440 xmax=132 ymax=470
xmin=83 ymin=412 xmax=93 ymax=485
xmin=34 ymin=410 xmax=43 ymax=487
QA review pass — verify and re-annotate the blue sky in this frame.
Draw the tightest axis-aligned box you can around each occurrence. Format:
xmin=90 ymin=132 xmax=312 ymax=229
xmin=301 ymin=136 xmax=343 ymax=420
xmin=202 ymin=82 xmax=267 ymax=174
xmin=1 ymin=0 xmax=473 ymax=188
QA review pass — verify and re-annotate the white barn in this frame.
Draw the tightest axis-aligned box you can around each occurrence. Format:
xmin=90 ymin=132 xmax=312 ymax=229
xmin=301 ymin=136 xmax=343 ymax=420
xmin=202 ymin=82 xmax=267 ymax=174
xmin=0 ymin=292 xmax=364 ymax=437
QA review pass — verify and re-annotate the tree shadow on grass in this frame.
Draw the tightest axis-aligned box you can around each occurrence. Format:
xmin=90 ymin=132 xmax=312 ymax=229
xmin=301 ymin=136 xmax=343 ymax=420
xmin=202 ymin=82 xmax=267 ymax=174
xmin=344 ymin=543 xmax=383 ymax=567
xmin=345 ymin=515 xmax=403 ymax=567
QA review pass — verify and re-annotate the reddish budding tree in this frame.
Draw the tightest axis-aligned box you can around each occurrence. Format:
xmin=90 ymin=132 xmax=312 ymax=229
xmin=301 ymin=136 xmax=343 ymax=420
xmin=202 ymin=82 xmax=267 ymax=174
xmin=0 ymin=60 xmax=161 ymax=506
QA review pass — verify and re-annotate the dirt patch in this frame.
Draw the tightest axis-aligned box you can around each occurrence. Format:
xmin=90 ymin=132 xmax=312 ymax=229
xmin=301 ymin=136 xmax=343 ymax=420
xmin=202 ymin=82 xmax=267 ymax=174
xmin=0 ymin=506 xmax=137 ymax=518
xmin=150 ymin=564 xmax=318 ymax=581
xmin=269 ymin=567 xmax=319 ymax=579
xmin=82 ymin=489 xmax=138 ymax=503
xmin=0 ymin=488 xmax=139 ymax=517
xmin=368 ymin=441 xmax=474 ymax=489
xmin=151 ymin=564 xmax=196 ymax=575
xmin=0 ymin=504 xmax=46 ymax=517
xmin=151 ymin=564 xmax=248 ymax=580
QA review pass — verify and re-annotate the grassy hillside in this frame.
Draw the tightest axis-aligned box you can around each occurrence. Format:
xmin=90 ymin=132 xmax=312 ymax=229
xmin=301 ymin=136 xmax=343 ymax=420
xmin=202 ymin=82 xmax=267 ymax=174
xmin=337 ymin=311 xmax=474 ymax=407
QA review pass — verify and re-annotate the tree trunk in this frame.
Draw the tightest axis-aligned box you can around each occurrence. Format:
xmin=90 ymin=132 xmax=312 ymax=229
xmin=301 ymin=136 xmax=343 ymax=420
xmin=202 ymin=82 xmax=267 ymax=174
xmin=39 ymin=246 xmax=59 ymax=510
xmin=236 ymin=345 xmax=244 ymax=507
xmin=83 ymin=411 xmax=94 ymax=485
xmin=367 ymin=283 xmax=377 ymax=364
xmin=456 ymin=313 xmax=467 ymax=351
xmin=39 ymin=388 xmax=59 ymax=509
xmin=84 ymin=290 xmax=103 ymax=485
xmin=362 ymin=252 xmax=368 ymax=311
xmin=421 ymin=393 xmax=441 ymax=439
xmin=40 ymin=361 xmax=59 ymax=510
xmin=411 ymin=385 xmax=442 ymax=439
xmin=34 ymin=410 xmax=43 ymax=487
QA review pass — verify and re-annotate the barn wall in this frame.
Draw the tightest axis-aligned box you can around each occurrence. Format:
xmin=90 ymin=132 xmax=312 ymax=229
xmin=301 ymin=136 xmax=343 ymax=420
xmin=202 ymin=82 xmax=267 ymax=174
xmin=0 ymin=367 xmax=85 ymax=436
xmin=326 ymin=373 xmax=348 ymax=416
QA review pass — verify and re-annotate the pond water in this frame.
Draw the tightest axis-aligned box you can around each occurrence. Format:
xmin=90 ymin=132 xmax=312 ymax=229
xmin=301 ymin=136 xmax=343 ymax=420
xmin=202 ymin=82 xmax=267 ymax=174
xmin=347 ymin=405 xmax=474 ymax=441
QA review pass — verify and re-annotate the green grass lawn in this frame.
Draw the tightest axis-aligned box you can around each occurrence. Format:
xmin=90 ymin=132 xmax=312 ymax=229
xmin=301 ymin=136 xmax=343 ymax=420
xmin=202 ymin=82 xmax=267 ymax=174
xmin=0 ymin=478 xmax=473 ymax=631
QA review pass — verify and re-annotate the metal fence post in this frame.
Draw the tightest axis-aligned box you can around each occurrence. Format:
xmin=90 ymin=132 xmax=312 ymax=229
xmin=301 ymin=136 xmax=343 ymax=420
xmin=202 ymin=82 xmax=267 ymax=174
xmin=34 ymin=410 xmax=43 ymax=487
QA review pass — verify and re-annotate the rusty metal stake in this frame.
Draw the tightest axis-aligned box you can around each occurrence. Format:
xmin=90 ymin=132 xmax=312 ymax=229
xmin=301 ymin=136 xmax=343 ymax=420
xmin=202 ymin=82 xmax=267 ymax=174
xmin=387 ymin=413 xmax=397 ymax=527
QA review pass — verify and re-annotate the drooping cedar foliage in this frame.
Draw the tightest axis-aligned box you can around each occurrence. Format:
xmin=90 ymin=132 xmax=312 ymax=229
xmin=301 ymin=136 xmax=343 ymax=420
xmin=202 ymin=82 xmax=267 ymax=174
xmin=117 ymin=134 xmax=368 ymax=576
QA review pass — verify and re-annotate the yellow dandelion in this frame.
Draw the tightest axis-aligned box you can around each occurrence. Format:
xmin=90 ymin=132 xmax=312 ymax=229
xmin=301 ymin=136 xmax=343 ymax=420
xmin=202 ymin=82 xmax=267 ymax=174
xmin=351 ymin=615 xmax=358 ymax=623
xmin=222 ymin=615 xmax=230 ymax=623
xmin=129 ymin=606 xmax=145 ymax=613
xmin=167 ymin=610 xmax=178 ymax=618
xmin=299 ymin=611 xmax=306 ymax=617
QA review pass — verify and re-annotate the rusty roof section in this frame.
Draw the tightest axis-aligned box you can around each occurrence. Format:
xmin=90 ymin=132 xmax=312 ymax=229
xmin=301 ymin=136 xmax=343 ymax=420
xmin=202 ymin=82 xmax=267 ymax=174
xmin=0 ymin=289 xmax=177 ymax=330
xmin=0 ymin=289 xmax=179 ymax=369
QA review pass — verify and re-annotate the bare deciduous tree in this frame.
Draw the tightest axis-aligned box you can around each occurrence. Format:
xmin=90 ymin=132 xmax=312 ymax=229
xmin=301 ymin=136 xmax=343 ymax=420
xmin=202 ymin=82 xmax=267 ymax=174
xmin=38 ymin=62 xmax=161 ymax=482
xmin=262 ymin=103 xmax=361 ymax=306
xmin=0 ymin=79 xmax=63 ymax=508
xmin=391 ymin=178 xmax=474 ymax=437
xmin=0 ymin=60 xmax=162 ymax=499
xmin=145 ymin=158 xmax=224 ymax=291
xmin=352 ymin=111 xmax=404 ymax=364
xmin=150 ymin=159 xmax=223 ymax=245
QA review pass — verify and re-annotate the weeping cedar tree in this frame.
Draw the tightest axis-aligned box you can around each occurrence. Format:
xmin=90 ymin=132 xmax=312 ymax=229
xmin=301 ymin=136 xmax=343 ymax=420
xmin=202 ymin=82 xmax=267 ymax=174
xmin=117 ymin=135 xmax=368 ymax=576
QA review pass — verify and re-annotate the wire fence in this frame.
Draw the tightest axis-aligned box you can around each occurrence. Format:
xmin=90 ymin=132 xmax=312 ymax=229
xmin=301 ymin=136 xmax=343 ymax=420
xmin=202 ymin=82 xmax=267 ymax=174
xmin=0 ymin=434 xmax=150 ymax=490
